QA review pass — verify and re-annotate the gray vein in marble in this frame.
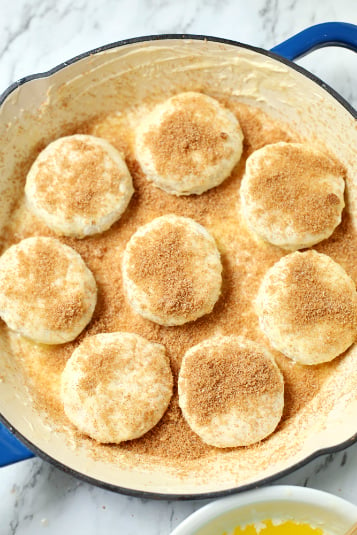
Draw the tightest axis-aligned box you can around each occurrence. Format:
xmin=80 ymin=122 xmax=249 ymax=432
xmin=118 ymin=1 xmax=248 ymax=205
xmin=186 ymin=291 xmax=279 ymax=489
xmin=312 ymin=454 xmax=336 ymax=475
xmin=0 ymin=7 xmax=35 ymax=58
xmin=181 ymin=0 xmax=231 ymax=34
xmin=286 ymin=0 xmax=298 ymax=10
xmin=8 ymin=460 xmax=44 ymax=535
xmin=259 ymin=0 xmax=279 ymax=43
xmin=341 ymin=452 xmax=348 ymax=466
xmin=201 ymin=0 xmax=231 ymax=10
xmin=55 ymin=0 xmax=86 ymax=23
xmin=0 ymin=1 xmax=54 ymax=59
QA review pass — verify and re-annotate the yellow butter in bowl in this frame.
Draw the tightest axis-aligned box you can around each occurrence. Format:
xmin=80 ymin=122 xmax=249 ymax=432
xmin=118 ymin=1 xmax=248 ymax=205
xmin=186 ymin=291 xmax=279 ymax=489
xmin=223 ymin=518 xmax=326 ymax=535
xmin=170 ymin=487 xmax=357 ymax=535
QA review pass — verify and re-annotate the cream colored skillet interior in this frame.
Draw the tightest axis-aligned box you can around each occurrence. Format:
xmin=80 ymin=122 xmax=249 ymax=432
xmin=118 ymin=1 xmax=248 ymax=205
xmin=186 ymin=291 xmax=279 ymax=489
xmin=0 ymin=35 xmax=357 ymax=498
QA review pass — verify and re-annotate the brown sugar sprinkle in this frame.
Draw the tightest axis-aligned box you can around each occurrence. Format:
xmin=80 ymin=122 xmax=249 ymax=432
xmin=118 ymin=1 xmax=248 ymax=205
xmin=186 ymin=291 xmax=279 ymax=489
xmin=182 ymin=341 xmax=282 ymax=426
xmin=285 ymin=253 xmax=357 ymax=329
xmin=120 ymin=395 xmax=211 ymax=460
xmin=219 ymin=99 xmax=293 ymax=154
xmin=317 ymin=211 xmax=357 ymax=284
xmin=248 ymin=143 xmax=345 ymax=234
xmin=4 ymin=100 xmax=351 ymax=468
xmin=16 ymin=240 xmax=68 ymax=297
xmin=145 ymin=98 xmax=231 ymax=178
xmin=77 ymin=345 xmax=120 ymax=395
xmin=78 ymin=353 xmax=113 ymax=396
xmin=34 ymin=137 xmax=125 ymax=218
xmin=49 ymin=294 xmax=85 ymax=330
xmin=0 ymin=239 xmax=88 ymax=331
xmin=76 ymin=337 xmax=171 ymax=399
xmin=127 ymin=223 xmax=207 ymax=317
xmin=277 ymin=354 xmax=336 ymax=423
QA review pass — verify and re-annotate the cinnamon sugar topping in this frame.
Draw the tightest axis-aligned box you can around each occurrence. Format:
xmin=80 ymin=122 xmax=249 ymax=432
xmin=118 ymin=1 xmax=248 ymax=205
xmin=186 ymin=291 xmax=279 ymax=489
xmin=34 ymin=137 xmax=125 ymax=218
xmin=182 ymin=341 xmax=282 ymax=426
xmin=2 ymin=239 xmax=80 ymax=330
xmin=248 ymin=143 xmax=345 ymax=234
xmin=286 ymin=253 xmax=357 ymax=329
xmin=129 ymin=225 xmax=203 ymax=317
xmin=50 ymin=293 xmax=85 ymax=330
xmin=77 ymin=346 xmax=117 ymax=395
xmin=16 ymin=239 xmax=68 ymax=294
xmin=145 ymin=102 xmax=229 ymax=178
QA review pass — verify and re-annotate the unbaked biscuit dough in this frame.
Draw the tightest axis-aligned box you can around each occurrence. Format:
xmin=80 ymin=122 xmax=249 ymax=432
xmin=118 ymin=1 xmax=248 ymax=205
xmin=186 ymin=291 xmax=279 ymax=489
xmin=122 ymin=214 xmax=222 ymax=326
xmin=135 ymin=92 xmax=243 ymax=195
xmin=25 ymin=134 xmax=134 ymax=238
xmin=178 ymin=335 xmax=284 ymax=447
xmin=61 ymin=332 xmax=173 ymax=443
xmin=256 ymin=250 xmax=357 ymax=364
xmin=240 ymin=142 xmax=345 ymax=250
xmin=0 ymin=237 xmax=97 ymax=344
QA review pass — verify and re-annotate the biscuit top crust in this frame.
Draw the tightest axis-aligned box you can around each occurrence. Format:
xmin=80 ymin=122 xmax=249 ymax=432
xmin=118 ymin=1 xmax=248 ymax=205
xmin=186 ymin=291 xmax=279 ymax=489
xmin=145 ymin=93 xmax=232 ymax=180
xmin=126 ymin=215 xmax=221 ymax=322
xmin=0 ymin=237 xmax=95 ymax=332
xmin=180 ymin=336 xmax=283 ymax=426
xmin=284 ymin=250 xmax=357 ymax=331
xmin=245 ymin=142 xmax=345 ymax=235
xmin=30 ymin=135 xmax=128 ymax=220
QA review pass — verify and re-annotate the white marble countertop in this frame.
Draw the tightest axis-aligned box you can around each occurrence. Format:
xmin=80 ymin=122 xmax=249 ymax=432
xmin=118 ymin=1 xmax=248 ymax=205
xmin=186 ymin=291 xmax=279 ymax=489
xmin=0 ymin=1 xmax=357 ymax=534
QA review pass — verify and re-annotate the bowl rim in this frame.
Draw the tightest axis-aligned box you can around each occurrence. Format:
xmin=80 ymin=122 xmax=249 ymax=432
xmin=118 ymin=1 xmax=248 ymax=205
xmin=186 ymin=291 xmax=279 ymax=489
xmin=0 ymin=33 xmax=357 ymax=500
xmin=170 ymin=485 xmax=357 ymax=534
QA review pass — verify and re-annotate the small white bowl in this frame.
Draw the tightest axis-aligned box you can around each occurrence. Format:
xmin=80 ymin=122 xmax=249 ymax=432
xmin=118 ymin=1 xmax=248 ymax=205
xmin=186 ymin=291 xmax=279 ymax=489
xmin=171 ymin=486 xmax=357 ymax=535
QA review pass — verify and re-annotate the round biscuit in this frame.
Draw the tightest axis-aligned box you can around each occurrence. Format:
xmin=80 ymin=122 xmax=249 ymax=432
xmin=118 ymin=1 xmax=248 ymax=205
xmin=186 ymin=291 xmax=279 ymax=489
xmin=256 ymin=250 xmax=357 ymax=364
xmin=61 ymin=332 xmax=173 ymax=443
xmin=135 ymin=92 xmax=243 ymax=195
xmin=0 ymin=237 xmax=97 ymax=344
xmin=240 ymin=142 xmax=345 ymax=250
xmin=25 ymin=134 xmax=134 ymax=238
xmin=178 ymin=336 xmax=284 ymax=448
xmin=122 ymin=214 xmax=222 ymax=326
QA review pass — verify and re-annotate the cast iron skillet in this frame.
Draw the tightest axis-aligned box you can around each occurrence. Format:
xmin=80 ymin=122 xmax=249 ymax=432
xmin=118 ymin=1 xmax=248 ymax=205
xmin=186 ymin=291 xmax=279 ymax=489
xmin=0 ymin=22 xmax=356 ymax=500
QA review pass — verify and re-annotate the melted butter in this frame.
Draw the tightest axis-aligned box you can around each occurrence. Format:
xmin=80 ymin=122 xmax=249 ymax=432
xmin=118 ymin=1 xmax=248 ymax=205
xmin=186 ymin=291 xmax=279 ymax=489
xmin=2 ymin=98 xmax=349 ymax=475
xmin=222 ymin=519 xmax=326 ymax=535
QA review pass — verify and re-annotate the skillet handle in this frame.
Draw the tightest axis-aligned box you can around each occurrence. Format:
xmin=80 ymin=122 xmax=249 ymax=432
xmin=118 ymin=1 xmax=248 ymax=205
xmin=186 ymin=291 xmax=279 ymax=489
xmin=270 ymin=22 xmax=357 ymax=61
xmin=0 ymin=422 xmax=34 ymax=467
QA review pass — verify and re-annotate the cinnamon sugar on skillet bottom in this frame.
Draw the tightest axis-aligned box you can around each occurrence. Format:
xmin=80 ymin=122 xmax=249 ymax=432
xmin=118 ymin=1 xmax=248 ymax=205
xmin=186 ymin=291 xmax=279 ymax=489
xmin=2 ymin=97 xmax=354 ymax=474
